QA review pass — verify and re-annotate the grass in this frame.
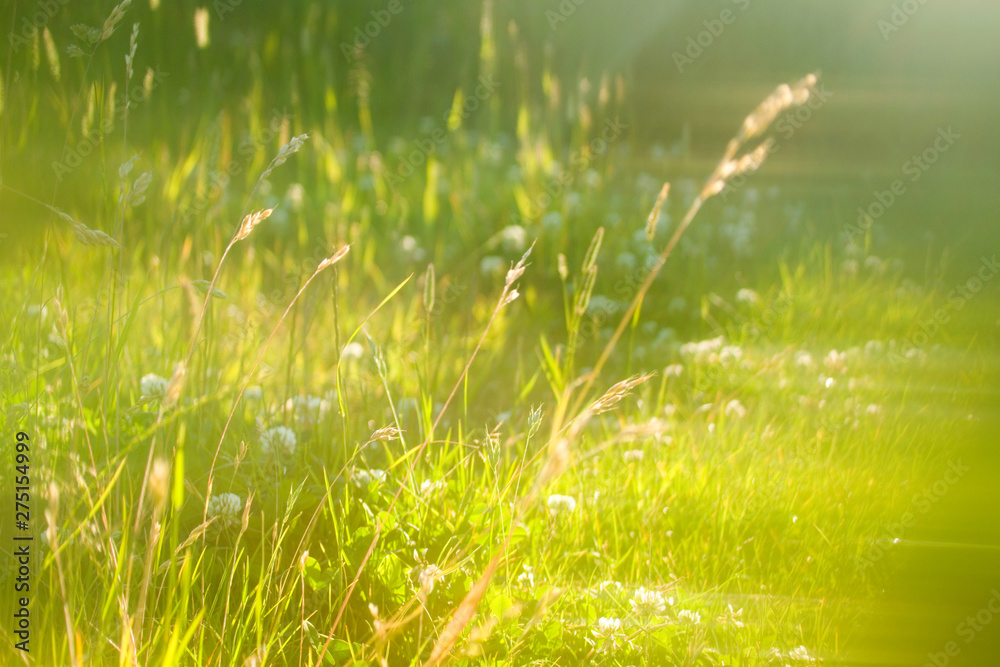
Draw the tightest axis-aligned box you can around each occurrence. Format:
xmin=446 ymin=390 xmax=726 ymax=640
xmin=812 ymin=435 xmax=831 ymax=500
xmin=1 ymin=2 xmax=997 ymax=665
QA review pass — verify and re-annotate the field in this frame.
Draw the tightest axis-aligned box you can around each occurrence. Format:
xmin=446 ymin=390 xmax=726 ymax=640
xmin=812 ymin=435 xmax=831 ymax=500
xmin=1 ymin=1 xmax=998 ymax=665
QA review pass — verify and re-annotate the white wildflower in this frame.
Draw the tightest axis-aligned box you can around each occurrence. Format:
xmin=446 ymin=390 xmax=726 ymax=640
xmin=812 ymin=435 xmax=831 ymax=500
xmin=140 ymin=373 xmax=168 ymax=398
xmin=260 ymin=426 xmax=297 ymax=457
xmin=546 ymin=494 xmax=577 ymax=514
xmin=677 ymin=609 xmax=701 ymax=624
xmin=500 ymin=225 xmax=527 ymax=252
xmin=736 ymin=288 xmax=760 ymax=305
xmin=623 ymin=449 xmax=644 ymax=463
xmin=664 ymin=364 xmax=683 ymax=377
xmin=724 ymin=399 xmax=747 ymax=419
xmin=480 ymin=255 xmax=505 ymax=276
xmin=630 ymin=587 xmax=669 ymax=615
xmin=341 ymin=342 xmax=364 ymax=361
xmin=207 ymin=493 xmax=243 ymax=529
xmin=352 ymin=468 xmax=386 ymax=488
xmin=418 ymin=564 xmax=444 ymax=596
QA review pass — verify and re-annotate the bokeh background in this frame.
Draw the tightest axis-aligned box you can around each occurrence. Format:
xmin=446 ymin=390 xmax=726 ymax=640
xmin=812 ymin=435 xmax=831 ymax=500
xmin=2 ymin=0 xmax=999 ymax=664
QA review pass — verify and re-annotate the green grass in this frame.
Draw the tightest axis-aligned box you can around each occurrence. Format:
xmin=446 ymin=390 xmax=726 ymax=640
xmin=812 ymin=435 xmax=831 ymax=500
xmin=1 ymin=3 xmax=997 ymax=665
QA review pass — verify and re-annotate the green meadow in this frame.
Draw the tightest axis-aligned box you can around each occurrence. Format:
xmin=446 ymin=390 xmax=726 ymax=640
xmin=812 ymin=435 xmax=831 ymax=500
xmin=1 ymin=1 xmax=998 ymax=665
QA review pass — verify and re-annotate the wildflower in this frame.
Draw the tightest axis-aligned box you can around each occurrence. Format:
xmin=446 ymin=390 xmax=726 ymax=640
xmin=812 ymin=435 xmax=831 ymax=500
xmin=788 ymin=645 xmax=816 ymax=662
xmin=480 ymin=255 xmax=505 ymax=276
xmin=341 ymin=342 xmax=364 ymax=361
xmin=207 ymin=493 xmax=243 ymax=529
xmin=500 ymin=224 xmax=527 ymax=252
xmin=866 ymin=404 xmax=882 ymax=416
xmin=516 ymin=564 xmax=535 ymax=589
xmin=546 ymin=494 xmax=577 ymax=514
xmin=794 ymin=351 xmax=814 ymax=369
xmin=719 ymin=345 xmax=743 ymax=365
xmin=140 ymin=373 xmax=168 ymax=397
xmin=664 ymin=364 xmax=683 ymax=377
xmin=623 ymin=449 xmax=644 ymax=463
xmin=736 ymin=288 xmax=760 ymax=305
xmin=630 ymin=587 xmax=669 ymax=616
xmin=679 ymin=336 xmax=724 ymax=362
xmin=352 ymin=468 xmax=386 ymax=488
xmin=716 ymin=604 xmax=745 ymax=628
xmin=724 ymin=399 xmax=747 ymax=419
xmin=419 ymin=478 xmax=442 ymax=495
xmin=842 ymin=259 xmax=859 ymax=276
xmin=418 ymin=564 xmax=444 ymax=596
xmin=592 ymin=616 xmax=623 ymax=648
xmin=260 ymin=426 xmax=297 ymax=457
xmin=286 ymin=394 xmax=330 ymax=426
xmin=677 ymin=609 xmax=701 ymax=624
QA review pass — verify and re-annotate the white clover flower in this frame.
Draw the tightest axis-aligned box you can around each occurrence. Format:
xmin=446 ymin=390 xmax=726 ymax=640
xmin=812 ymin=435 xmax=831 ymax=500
xmin=719 ymin=345 xmax=743 ymax=365
xmin=677 ymin=609 xmax=701 ymax=624
xmin=207 ymin=493 xmax=243 ymax=529
xmin=592 ymin=616 xmax=622 ymax=644
xmin=630 ymin=587 xmax=668 ymax=616
xmin=140 ymin=373 xmax=168 ymax=398
xmin=788 ymin=645 xmax=815 ymax=662
xmin=286 ymin=394 xmax=328 ymax=426
xmin=243 ymin=385 xmax=263 ymax=402
xmin=418 ymin=564 xmax=444 ymax=596
xmin=500 ymin=225 xmax=527 ymax=252
xmin=341 ymin=342 xmax=365 ymax=361
xmin=824 ymin=349 xmax=847 ymax=372
xmin=260 ymin=426 xmax=297 ymax=457
xmin=586 ymin=295 xmax=621 ymax=316
xmin=724 ymin=399 xmax=747 ymax=419
xmin=352 ymin=468 xmax=386 ymax=488
xmin=546 ymin=494 xmax=577 ymax=514
xmin=419 ymin=479 xmax=443 ymax=495
xmin=480 ymin=255 xmax=505 ymax=277
xmin=623 ymin=449 xmax=644 ymax=463
xmin=679 ymin=336 xmax=725 ymax=363
xmin=516 ymin=564 xmax=535 ymax=589
xmin=736 ymin=288 xmax=760 ymax=306
xmin=794 ymin=351 xmax=814 ymax=369
xmin=864 ymin=255 xmax=884 ymax=273
xmin=716 ymin=604 xmax=745 ymax=628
